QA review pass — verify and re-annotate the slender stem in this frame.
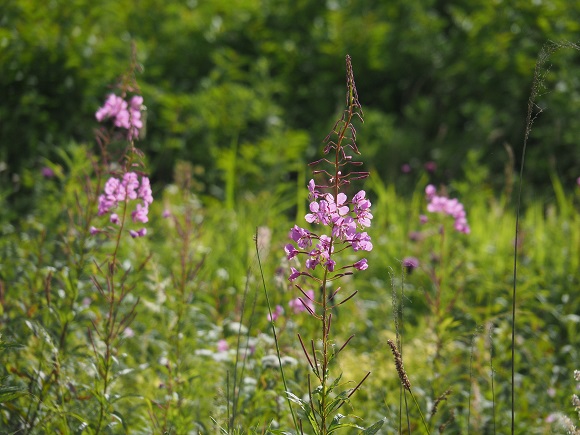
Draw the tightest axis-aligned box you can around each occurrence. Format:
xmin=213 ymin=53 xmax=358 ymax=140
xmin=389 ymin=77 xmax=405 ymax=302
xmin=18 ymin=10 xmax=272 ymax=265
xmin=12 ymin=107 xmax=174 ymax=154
xmin=409 ymin=389 xmax=431 ymax=435
xmin=320 ymin=267 xmax=329 ymax=434
xmin=255 ymin=229 xmax=299 ymax=432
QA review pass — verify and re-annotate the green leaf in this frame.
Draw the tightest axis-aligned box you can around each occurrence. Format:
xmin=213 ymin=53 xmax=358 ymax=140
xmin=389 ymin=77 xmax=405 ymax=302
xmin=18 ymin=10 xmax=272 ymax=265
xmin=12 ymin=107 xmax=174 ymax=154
xmin=111 ymin=410 xmax=129 ymax=433
xmin=0 ymin=385 xmax=26 ymax=403
xmin=359 ymin=418 xmax=385 ymax=435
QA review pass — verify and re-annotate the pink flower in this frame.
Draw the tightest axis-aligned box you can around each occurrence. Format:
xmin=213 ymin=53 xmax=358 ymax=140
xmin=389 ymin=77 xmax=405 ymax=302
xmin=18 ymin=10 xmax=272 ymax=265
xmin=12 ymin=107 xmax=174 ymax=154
xmin=308 ymin=179 xmax=320 ymax=200
xmin=402 ymin=257 xmax=419 ymax=273
xmin=128 ymin=96 xmax=143 ymax=140
xmin=425 ymin=185 xmax=470 ymax=234
xmin=96 ymin=94 xmax=144 ymax=140
xmin=131 ymin=203 xmax=149 ymax=223
xmin=41 ymin=167 xmax=55 ymax=178
xmin=288 ymin=267 xmax=301 ymax=282
xmin=217 ymin=339 xmax=228 ymax=352
xmin=289 ymin=225 xmax=312 ymax=249
xmin=353 ymin=258 xmax=368 ymax=270
xmin=350 ymin=231 xmax=372 ymax=252
xmin=129 ymin=228 xmax=147 ymax=238
xmin=289 ymin=290 xmax=315 ymax=314
xmin=424 ymin=161 xmax=437 ymax=173
xmin=267 ymin=305 xmax=284 ymax=322
xmin=96 ymin=173 xmax=153 ymax=237
xmin=325 ymin=258 xmax=336 ymax=272
xmin=284 ymin=244 xmax=299 ymax=260
xmin=425 ymin=184 xmax=436 ymax=200
xmin=352 ymin=190 xmax=373 ymax=227
xmin=138 ymin=176 xmax=153 ymax=205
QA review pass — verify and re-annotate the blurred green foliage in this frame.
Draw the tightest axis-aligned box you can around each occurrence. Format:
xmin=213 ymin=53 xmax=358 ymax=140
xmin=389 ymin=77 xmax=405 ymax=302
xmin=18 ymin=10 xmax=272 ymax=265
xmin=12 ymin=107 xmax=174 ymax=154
xmin=2 ymin=0 xmax=580 ymax=202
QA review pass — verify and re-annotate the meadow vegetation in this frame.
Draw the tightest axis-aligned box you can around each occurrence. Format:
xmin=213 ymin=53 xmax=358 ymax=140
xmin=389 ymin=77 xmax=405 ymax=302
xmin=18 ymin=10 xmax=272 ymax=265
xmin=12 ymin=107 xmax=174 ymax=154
xmin=1 ymin=1 xmax=580 ymax=434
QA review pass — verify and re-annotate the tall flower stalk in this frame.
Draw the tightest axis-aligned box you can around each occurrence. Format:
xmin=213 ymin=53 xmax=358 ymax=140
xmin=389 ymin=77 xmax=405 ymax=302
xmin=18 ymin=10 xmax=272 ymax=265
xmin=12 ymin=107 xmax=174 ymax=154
xmin=284 ymin=56 xmax=380 ymax=434
xmin=89 ymin=81 xmax=151 ymax=433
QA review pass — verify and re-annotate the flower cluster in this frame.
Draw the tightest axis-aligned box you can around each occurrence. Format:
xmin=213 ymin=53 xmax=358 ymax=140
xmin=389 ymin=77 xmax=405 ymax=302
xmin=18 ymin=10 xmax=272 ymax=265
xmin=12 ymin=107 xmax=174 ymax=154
xmin=285 ymin=180 xmax=373 ymax=282
xmin=95 ymin=172 xmax=153 ymax=238
xmin=96 ymin=94 xmax=143 ymax=140
xmin=424 ymin=184 xmax=470 ymax=234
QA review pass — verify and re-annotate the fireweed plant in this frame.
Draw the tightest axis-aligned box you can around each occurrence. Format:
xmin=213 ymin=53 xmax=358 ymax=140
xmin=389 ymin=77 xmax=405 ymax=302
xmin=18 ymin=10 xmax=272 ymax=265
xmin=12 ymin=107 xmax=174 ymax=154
xmin=419 ymin=185 xmax=470 ymax=392
xmin=387 ymin=183 xmax=472 ymax=432
xmin=88 ymin=85 xmax=151 ymax=432
xmin=280 ymin=56 xmax=383 ymax=434
xmin=411 ymin=184 xmax=471 ymax=322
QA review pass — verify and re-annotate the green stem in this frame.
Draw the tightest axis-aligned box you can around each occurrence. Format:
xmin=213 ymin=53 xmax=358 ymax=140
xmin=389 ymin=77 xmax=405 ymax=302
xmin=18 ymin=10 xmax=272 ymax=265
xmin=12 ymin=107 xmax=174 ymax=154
xmin=255 ymin=229 xmax=299 ymax=432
